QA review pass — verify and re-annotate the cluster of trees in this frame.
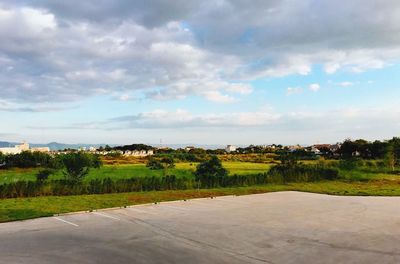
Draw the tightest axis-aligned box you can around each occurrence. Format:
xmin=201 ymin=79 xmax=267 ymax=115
xmin=59 ymin=152 xmax=102 ymax=182
xmin=268 ymin=154 xmax=338 ymax=182
xmin=193 ymin=155 xmax=338 ymax=188
xmin=112 ymin=143 xmax=154 ymax=152
xmin=338 ymin=138 xmax=400 ymax=170
xmin=146 ymin=156 xmax=175 ymax=171
xmin=155 ymin=148 xmax=209 ymax=161
xmin=236 ymin=145 xmax=282 ymax=154
xmin=0 ymin=156 xmax=338 ymax=199
xmin=0 ymin=151 xmax=102 ymax=182
xmin=0 ymin=151 xmax=60 ymax=169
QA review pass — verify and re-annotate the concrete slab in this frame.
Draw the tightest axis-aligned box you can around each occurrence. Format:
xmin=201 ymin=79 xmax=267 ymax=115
xmin=1 ymin=191 xmax=400 ymax=263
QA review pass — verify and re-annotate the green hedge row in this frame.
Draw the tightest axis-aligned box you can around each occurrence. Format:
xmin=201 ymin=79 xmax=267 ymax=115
xmin=0 ymin=164 xmax=339 ymax=199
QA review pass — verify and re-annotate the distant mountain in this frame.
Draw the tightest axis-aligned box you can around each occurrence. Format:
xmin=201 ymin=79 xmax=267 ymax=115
xmin=156 ymin=144 xmax=226 ymax=150
xmin=0 ymin=141 xmax=18 ymax=148
xmin=0 ymin=141 xmax=227 ymax=151
xmin=0 ymin=141 xmax=113 ymax=151
xmin=30 ymin=142 xmax=116 ymax=151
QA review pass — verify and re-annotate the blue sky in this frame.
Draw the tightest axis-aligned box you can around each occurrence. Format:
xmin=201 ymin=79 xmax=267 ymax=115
xmin=0 ymin=1 xmax=400 ymax=145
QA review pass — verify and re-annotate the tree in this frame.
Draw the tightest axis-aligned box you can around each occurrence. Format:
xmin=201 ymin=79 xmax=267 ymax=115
xmin=194 ymin=156 xmax=228 ymax=182
xmin=384 ymin=138 xmax=400 ymax=171
xmin=279 ymin=153 xmax=299 ymax=167
xmin=60 ymin=152 xmax=101 ymax=182
xmin=146 ymin=158 xmax=164 ymax=170
xmin=370 ymin=140 xmax=388 ymax=159
xmin=146 ymin=156 xmax=175 ymax=175
xmin=0 ymin=152 xmax=5 ymax=168
xmin=36 ymin=169 xmax=55 ymax=182
xmin=385 ymin=145 xmax=396 ymax=172
xmin=339 ymin=139 xmax=358 ymax=158
xmin=160 ymin=156 xmax=175 ymax=176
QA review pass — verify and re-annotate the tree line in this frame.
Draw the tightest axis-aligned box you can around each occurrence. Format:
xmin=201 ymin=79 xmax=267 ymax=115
xmin=0 ymin=154 xmax=339 ymax=198
xmin=0 ymin=151 xmax=102 ymax=182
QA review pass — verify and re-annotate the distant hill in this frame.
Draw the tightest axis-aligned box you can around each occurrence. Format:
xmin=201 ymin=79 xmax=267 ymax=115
xmin=0 ymin=141 xmax=18 ymax=148
xmin=31 ymin=142 xmax=115 ymax=151
xmin=0 ymin=141 xmax=225 ymax=151
xmin=0 ymin=141 xmax=113 ymax=151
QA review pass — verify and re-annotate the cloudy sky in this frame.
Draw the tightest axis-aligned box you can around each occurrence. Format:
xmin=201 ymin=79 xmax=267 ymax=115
xmin=1 ymin=0 xmax=400 ymax=145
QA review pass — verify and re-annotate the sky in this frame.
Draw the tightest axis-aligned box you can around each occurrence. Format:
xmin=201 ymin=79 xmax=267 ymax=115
xmin=0 ymin=0 xmax=400 ymax=145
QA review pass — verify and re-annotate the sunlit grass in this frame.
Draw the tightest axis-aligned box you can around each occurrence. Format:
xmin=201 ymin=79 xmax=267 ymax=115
xmin=0 ymin=162 xmax=272 ymax=184
xmin=1 ymin=180 xmax=400 ymax=223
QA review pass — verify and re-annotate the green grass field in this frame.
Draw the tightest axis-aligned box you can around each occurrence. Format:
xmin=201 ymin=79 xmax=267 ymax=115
xmin=0 ymin=162 xmax=272 ymax=184
xmin=1 ymin=160 xmax=399 ymax=223
xmin=1 ymin=179 xmax=400 ymax=222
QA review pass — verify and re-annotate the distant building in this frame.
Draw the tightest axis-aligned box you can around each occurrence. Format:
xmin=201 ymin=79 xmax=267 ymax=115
xmin=225 ymin=145 xmax=237 ymax=153
xmin=122 ymin=150 xmax=154 ymax=157
xmin=287 ymin=145 xmax=303 ymax=152
xmin=0 ymin=142 xmax=50 ymax=155
xmin=185 ymin=146 xmax=195 ymax=152
xmin=31 ymin=147 xmax=50 ymax=153
xmin=0 ymin=141 xmax=30 ymax=155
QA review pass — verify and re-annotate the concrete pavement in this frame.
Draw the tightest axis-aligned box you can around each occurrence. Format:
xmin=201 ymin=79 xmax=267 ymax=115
xmin=0 ymin=191 xmax=400 ymax=263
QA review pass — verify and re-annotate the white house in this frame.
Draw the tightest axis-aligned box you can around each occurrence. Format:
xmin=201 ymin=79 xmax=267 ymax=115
xmin=225 ymin=145 xmax=237 ymax=153
xmin=31 ymin=147 xmax=50 ymax=153
xmin=0 ymin=142 xmax=30 ymax=155
xmin=0 ymin=142 xmax=50 ymax=155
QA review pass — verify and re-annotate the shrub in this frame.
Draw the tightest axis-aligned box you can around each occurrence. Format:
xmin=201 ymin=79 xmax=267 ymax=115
xmin=60 ymin=152 xmax=102 ymax=182
xmin=267 ymin=164 xmax=339 ymax=184
xmin=195 ymin=156 xmax=228 ymax=183
xmin=36 ymin=169 xmax=55 ymax=182
xmin=146 ymin=157 xmax=175 ymax=170
xmin=1 ymin=151 xmax=61 ymax=169
xmin=146 ymin=158 xmax=164 ymax=170
xmin=338 ymin=158 xmax=359 ymax=170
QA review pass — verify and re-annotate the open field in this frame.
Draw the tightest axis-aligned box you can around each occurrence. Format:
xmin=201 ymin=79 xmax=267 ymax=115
xmin=1 ymin=179 xmax=400 ymax=222
xmin=1 ymin=191 xmax=400 ymax=263
xmin=0 ymin=162 xmax=272 ymax=184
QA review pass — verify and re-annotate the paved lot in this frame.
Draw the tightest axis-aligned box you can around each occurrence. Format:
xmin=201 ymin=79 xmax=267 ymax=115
xmin=1 ymin=191 xmax=400 ymax=264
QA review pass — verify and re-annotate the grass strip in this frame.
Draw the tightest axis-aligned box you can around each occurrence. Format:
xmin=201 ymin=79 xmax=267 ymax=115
xmin=1 ymin=180 xmax=400 ymax=223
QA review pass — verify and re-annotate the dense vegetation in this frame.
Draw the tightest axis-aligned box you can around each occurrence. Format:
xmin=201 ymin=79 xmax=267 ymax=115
xmin=1 ymin=136 xmax=400 ymax=201
xmin=1 ymin=136 xmax=400 ymax=222
xmin=0 ymin=151 xmax=61 ymax=169
xmin=0 ymin=154 xmax=340 ymax=198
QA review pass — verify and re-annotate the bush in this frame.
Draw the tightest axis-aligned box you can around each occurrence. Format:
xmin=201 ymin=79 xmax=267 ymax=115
xmin=338 ymin=158 xmax=360 ymax=170
xmin=36 ymin=169 xmax=55 ymax=182
xmin=146 ymin=158 xmax=164 ymax=170
xmin=195 ymin=156 xmax=228 ymax=183
xmin=1 ymin=151 xmax=61 ymax=169
xmin=267 ymin=164 xmax=339 ymax=184
xmin=146 ymin=157 xmax=175 ymax=170
xmin=60 ymin=152 xmax=102 ymax=182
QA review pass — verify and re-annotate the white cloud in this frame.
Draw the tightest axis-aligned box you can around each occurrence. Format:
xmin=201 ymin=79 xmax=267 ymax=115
xmin=25 ymin=103 xmax=400 ymax=144
xmin=0 ymin=99 xmax=74 ymax=112
xmin=34 ymin=105 xmax=400 ymax=139
xmin=201 ymin=91 xmax=237 ymax=103
xmin=286 ymin=87 xmax=303 ymax=96
xmin=114 ymin=108 xmax=281 ymax=128
xmin=1 ymin=0 xmax=400 ymax=107
xmin=309 ymin=83 xmax=321 ymax=92
xmin=337 ymin=81 xmax=354 ymax=87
